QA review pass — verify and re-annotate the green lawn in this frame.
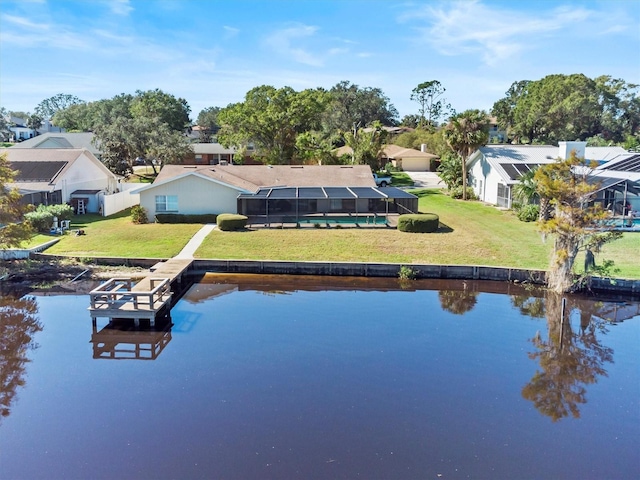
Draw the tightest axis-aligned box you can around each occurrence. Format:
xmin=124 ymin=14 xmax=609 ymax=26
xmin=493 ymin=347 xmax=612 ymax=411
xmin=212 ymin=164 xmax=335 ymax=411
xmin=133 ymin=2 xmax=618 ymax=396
xmin=22 ymin=190 xmax=640 ymax=278
xmin=195 ymin=189 xmax=640 ymax=278
xmin=390 ymin=171 xmax=414 ymax=187
xmin=41 ymin=209 xmax=202 ymax=258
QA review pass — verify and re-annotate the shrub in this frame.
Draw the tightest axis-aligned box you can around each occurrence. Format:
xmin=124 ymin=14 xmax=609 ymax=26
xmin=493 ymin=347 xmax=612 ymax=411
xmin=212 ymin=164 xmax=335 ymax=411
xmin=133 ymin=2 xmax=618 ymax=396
xmin=155 ymin=213 xmax=218 ymax=224
xmin=397 ymin=213 xmax=439 ymax=233
xmin=48 ymin=203 xmax=74 ymax=221
xmin=217 ymin=213 xmax=247 ymax=231
xmin=449 ymin=186 xmax=477 ymax=200
xmin=399 ymin=265 xmax=417 ymax=280
xmin=517 ymin=204 xmax=540 ymax=222
xmin=131 ymin=205 xmax=148 ymax=224
xmin=24 ymin=204 xmax=75 ymax=232
xmin=24 ymin=206 xmax=55 ymax=232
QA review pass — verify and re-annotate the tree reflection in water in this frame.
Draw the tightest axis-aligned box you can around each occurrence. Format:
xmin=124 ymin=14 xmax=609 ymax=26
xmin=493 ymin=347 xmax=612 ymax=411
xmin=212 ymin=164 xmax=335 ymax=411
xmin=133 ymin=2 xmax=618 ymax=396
xmin=438 ymin=288 xmax=479 ymax=315
xmin=0 ymin=295 xmax=42 ymax=424
xmin=520 ymin=292 xmax=614 ymax=422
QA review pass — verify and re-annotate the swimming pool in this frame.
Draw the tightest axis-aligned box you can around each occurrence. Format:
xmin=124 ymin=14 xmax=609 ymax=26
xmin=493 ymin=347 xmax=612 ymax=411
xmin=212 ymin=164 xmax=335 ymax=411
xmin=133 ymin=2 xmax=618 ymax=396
xmin=295 ymin=215 xmax=388 ymax=225
xmin=600 ymin=217 xmax=640 ymax=230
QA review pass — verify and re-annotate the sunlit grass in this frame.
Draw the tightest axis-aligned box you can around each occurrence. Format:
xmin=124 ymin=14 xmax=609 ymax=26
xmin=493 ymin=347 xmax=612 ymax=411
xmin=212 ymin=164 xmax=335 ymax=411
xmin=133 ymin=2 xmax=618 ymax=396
xmin=22 ymin=190 xmax=639 ymax=278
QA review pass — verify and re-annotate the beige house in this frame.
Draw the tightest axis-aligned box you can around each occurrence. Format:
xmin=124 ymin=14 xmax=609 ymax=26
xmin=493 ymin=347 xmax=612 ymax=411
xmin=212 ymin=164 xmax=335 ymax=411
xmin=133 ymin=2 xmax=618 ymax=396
xmin=335 ymin=144 xmax=439 ymax=172
xmin=381 ymin=145 xmax=439 ymax=172
xmin=132 ymin=164 xmax=418 ymax=222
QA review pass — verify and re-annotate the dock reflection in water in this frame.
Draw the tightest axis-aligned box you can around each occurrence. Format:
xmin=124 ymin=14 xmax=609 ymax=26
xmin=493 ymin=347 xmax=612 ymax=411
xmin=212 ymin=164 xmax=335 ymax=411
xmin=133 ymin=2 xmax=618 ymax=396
xmin=0 ymin=275 xmax=638 ymax=479
xmin=90 ymin=315 xmax=173 ymax=360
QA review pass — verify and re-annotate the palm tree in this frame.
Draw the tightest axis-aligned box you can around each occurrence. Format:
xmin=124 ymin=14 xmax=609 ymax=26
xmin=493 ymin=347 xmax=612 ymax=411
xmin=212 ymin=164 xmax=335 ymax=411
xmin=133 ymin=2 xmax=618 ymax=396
xmin=512 ymin=167 xmax=539 ymax=205
xmin=443 ymin=110 xmax=489 ymax=200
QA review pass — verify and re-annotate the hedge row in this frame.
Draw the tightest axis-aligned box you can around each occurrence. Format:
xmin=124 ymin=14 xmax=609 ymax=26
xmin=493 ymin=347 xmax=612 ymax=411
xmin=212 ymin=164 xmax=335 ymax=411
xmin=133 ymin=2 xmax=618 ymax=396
xmin=155 ymin=214 xmax=218 ymax=224
xmin=397 ymin=214 xmax=440 ymax=233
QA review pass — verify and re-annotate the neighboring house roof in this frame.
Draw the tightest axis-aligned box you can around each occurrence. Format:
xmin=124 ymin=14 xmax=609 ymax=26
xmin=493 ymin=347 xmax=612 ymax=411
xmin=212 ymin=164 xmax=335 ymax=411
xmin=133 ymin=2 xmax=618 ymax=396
xmin=10 ymin=132 xmax=101 ymax=156
xmin=191 ymin=143 xmax=236 ymax=155
xmin=361 ymin=126 xmax=412 ymax=134
xmin=2 ymin=147 xmax=117 ymax=193
xmin=596 ymin=153 xmax=640 ymax=173
xmin=381 ymin=144 xmax=438 ymax=159
xmin=334 ymin=144 xmax=438 ymax=159
xmin=133 ymin=164 xmax=377 ymax=194
xmin=471 ymin=144 xmax=636 ymax=185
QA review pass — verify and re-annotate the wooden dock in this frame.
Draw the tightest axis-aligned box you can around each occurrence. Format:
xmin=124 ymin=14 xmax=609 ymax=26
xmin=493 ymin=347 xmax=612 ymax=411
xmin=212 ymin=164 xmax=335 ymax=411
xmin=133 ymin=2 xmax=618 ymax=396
xmin=89 ymin=258 xmax=192 ymax=324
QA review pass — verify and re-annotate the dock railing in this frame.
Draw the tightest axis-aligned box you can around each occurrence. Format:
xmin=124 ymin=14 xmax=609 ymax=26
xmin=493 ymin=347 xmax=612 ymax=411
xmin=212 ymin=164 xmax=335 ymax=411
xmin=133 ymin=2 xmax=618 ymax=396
xmin=90 ymin=277 xmax=171 ymax=311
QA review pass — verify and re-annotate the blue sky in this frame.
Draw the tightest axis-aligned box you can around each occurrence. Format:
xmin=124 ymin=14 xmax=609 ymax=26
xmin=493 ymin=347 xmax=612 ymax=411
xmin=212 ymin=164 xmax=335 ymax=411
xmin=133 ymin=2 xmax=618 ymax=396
xmin=1 ymin=0 xmax=639 ymax=121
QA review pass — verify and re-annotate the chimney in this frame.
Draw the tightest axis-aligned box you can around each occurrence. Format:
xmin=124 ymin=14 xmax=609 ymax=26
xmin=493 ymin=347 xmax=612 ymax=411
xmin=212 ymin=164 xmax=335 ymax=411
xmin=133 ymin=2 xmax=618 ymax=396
xmin=420 ymin=144 xmax=427 ymax=153
xmin=558 ymin=141 xmax=586 ymax=160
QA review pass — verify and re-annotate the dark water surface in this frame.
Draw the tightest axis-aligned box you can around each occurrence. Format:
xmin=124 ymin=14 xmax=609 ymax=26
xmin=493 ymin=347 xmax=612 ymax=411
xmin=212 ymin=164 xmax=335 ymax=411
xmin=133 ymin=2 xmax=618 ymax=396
xmin=1 ymin=275 xmax=639 ymax=479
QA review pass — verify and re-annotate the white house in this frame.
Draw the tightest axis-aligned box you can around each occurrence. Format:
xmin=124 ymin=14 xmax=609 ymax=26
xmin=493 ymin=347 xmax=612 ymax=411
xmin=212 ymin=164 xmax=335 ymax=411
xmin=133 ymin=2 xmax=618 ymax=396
xmin=7 ymin=116 xmax=64 ymax=141
xmin=467 ymin=141 xmax=636 ymax=208
xmin=3 ymin=148 xmax=119 ymax=213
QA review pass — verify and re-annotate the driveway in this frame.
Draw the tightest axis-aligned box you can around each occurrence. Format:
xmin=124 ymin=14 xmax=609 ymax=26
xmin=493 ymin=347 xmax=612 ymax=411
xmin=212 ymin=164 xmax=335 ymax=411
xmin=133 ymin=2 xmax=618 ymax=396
xmin=405 ymin=171 xmax=445 ymax=189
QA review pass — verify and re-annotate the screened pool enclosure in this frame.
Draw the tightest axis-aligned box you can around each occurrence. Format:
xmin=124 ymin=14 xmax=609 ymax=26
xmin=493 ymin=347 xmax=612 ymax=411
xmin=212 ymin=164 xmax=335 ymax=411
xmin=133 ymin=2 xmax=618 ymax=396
xmin=237 ymin=186 xmax=418 ymax=225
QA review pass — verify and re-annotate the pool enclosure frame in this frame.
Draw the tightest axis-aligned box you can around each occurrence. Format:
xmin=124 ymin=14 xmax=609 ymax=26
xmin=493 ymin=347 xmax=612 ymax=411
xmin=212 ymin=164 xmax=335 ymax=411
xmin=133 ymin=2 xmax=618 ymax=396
xmin=237 ymin=186 xmax=418 ymax=225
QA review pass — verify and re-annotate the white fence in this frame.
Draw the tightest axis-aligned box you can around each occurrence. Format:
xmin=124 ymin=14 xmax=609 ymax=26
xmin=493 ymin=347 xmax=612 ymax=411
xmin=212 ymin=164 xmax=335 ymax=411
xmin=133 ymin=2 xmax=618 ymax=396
xmin=102 ymin=184 xmax=140 ymax=217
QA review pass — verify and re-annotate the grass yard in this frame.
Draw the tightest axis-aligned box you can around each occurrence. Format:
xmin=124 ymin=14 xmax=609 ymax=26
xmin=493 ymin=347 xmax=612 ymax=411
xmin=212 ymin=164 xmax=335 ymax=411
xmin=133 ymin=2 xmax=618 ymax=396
xmin=389 ymin=171 xmax=414 ymax=187
xmin=23 ymin=190 xmax=640 ymax=279
xmin=195 ymin=189 xmax=640 ymax=278
xmin=41 ymin=209 xmax=202 ymax=258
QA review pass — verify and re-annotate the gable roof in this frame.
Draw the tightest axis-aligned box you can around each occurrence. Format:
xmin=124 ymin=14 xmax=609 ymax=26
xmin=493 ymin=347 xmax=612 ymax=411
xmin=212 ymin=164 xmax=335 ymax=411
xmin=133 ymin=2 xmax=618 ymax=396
xmin=1 ymin=148 xmax=117 ymax=193
xmin=135 ymin=164 xmax=377 ymax=194
xmin=381 ymin=144 xmax=438 ymax=159
xmin=10 ymin=132 xmax=101 ymax=155
xmin=334 ymin=144 xmax=438 ymax=159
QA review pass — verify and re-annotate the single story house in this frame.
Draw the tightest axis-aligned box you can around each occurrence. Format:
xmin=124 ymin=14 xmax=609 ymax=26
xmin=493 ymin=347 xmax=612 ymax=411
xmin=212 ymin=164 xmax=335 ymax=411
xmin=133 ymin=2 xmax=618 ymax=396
xmin=10 ymin=132 xmax=102 ymax=158
xmin=132 ymin=164 xmax=418 ymax=223
xmin=467 ymin=141 xmax=639 ymax=209
xmin=3 ymin=148 xmax=119 ymax=213
xmin=334 ymin=144 xmax=439 ymax=172
xmin=381 ymin=144 xmax=439 ymax=172
xmin=185 ymin=143 xmax=236 ymax=165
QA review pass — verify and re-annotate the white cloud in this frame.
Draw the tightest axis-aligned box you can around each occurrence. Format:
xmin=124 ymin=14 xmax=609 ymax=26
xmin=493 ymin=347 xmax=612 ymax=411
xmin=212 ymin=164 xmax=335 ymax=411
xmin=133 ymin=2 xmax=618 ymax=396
xmin=1 ymin=14 xmax=50 ymax=31
xmin=223 ymin=26 xmax=240 ymax=38
xmin=397 ymin=0 xmax=625 ymax=66
xmin=264 ymin=24 xmax=324 ymax=67
xmin=107 ymin=0 xmax=133 ymax=16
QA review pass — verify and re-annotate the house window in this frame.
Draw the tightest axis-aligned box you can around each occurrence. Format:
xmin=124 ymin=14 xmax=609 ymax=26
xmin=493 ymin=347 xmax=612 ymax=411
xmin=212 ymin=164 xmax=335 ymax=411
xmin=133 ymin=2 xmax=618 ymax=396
xmin=195 ymin=154 xmax=203 ymax=163
xmin=155 ymin=195 xmax=178 ymax=212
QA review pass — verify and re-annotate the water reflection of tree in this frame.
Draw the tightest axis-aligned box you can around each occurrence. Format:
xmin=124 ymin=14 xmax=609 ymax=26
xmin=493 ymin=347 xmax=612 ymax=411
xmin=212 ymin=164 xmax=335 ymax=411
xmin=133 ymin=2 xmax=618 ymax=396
xmin=521 ymin=293 xmax=614 ymax=422
xmin=0 ymin=295 xmax=41 ymax=423
xmin=438 ymin=289 xmax=478 ymax=315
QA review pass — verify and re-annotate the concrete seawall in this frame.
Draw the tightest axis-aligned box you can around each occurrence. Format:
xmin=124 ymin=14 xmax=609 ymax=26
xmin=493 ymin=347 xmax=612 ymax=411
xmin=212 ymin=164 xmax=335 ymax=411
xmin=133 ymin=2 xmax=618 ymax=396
xmin=29 ymin=254 xmax=640 ymax=297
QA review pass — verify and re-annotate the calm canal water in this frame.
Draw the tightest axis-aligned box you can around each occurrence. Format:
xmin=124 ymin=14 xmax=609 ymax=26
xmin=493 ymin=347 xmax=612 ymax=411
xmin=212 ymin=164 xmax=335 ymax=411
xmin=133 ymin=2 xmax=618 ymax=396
xmin=1 ymin=274 xmax=639 ymax=479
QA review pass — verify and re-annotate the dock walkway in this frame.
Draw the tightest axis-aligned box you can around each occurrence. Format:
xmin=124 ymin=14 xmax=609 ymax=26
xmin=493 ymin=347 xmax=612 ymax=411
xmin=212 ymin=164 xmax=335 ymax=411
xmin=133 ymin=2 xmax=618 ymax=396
xmin=89 ymin=224 xmax=216 ymax=322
